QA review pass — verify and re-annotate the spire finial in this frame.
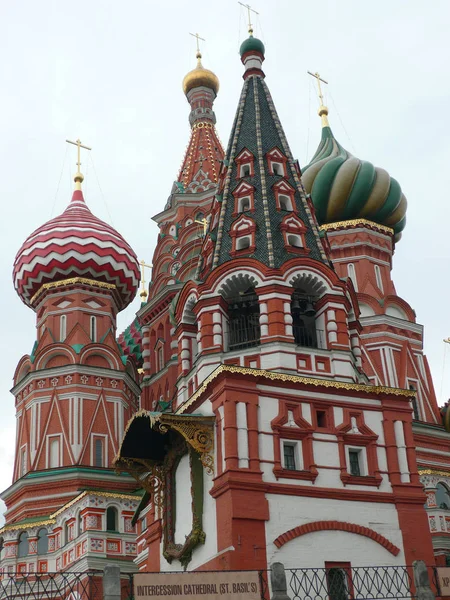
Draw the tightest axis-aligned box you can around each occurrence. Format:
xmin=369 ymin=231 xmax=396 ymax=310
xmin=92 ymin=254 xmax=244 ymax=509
xmin=190 ymin=32 xmax=205 ymax=64
xmin=307 ymin=71 xmax=330 ymax=128
xmin=238 ymin=2 xmax=259 ymax=37
xmin=139 ymin=260 xmax=153 ymax=300
xmin=66 ymin=138 xmax=92 ymax=190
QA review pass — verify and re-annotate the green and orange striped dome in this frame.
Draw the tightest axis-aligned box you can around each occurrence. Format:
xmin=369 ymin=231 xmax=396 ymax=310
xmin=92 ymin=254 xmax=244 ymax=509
xmin=302 ymin=110 xmax=407 ymax=239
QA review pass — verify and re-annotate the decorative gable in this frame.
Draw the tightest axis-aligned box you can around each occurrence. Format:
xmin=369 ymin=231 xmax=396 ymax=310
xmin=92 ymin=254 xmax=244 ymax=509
xmin=235 ymin=148 xmax=255 ymax=178
xmin=232 ymin=181 xmax=256 ymax=215
xmin=267 ymin=147 xmax=288 ymax=176
xmin=229 ymin=215 xmax=256 ymax=256
xmin=280 ymin=214 xmax=309 ymax=254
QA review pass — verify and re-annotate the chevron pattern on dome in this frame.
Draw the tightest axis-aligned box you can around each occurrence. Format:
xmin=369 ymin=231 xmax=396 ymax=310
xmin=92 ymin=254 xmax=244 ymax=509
xmin=302 ymin=126 xmax=407 ymax=237
xmin=13 ymin=190 xmax=140 ymax=309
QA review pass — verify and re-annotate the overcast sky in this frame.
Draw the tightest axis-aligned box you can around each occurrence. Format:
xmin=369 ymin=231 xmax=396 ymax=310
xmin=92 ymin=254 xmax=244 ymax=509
xmin=1 ymin=0 xmax=450 ymax=521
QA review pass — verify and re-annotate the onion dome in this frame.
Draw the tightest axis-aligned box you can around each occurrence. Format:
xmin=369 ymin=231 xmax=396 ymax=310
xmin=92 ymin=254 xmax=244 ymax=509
xmin=182 ymin=52 xmax=219 ymax=96
xmin=302 ymin=106 xmax=407 ymax=239
xmin=239 ymin=34 xmax=265 ymax=58
xmin=13 ymin=178 xmax=140 ymax=310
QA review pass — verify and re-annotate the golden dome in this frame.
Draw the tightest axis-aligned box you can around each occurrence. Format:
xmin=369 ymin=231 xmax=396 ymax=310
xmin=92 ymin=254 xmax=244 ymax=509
xmin=182 ymin=53 xmax=220 ymax=96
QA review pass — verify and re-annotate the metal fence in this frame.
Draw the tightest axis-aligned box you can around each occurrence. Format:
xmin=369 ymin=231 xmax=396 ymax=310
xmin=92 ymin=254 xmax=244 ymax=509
xmin=0 ymin=571 xmax=102 ymax=600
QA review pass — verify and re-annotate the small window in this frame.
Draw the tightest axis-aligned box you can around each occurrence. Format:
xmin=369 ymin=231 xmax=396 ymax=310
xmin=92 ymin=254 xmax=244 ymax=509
xmin=348 ymin=449 xmax=362 ymax=476
xmin=17 ymin=532 xmax=28 ymax=558
xmin=78 ymin=512 xmax=83 ymax=536
xmin=240 ymin=164 xmax=251 ymax=177
xmin=49 ymin=438 xmax=60 ymax=468
xmin=94 ymin=439 xmax=103 ymax=467
xmin=157 ymin=346 xmax=164 ymax=371
xmin=279 ymin=194 xmax=292 ymax=211
xmin=236 ymin=236 xmax=251 ymax=251
xmin=374 ymin=265 xmax=384 ymax=293
xmin=238 ymin=196 xmax=251 ymax=213
xmin=272 ymin=162 xmax=284 ymax=176
xmin=347 ymin=263 xmax=358 ymax=291
xmin=287 ymin=234 xmax=302 ymax=248
xmin=283 ymin=443 xmax=297 ymax=470
xmin=90 ymin=316 xmax=97 ymax=342
xmin=60 ymin=315 xmax=67 ymax=342
xmin=106 ymin=507 xmax=118 ymax=532
xmin=316 ymin=410 xmax=327 ymax=428
xmin=37 ymin=528 xmax=48 ymax=555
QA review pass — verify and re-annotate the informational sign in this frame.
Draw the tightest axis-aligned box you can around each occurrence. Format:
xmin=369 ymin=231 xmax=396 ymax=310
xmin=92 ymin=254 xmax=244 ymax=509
xmin=437 ymin=567 xmax=450 ymax=595
xmin=134 ymin=571 xmax=261 ymax=600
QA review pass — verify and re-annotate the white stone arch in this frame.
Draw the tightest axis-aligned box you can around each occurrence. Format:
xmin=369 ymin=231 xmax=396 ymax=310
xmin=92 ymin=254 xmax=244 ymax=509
xmin=215 ymin=269 xmax=264 ymax=298
xmin=181 ymin=293 xmax=198 ymax=325
xmin=285 ymin=269 xmax=332 ymax=297
xmin=80 ymin=346 xmax=121 ymax=370
xmin=35 ymin=346 xmax=76 ymax=370
xmin=385 ymin=303 xmax=408 ymax=320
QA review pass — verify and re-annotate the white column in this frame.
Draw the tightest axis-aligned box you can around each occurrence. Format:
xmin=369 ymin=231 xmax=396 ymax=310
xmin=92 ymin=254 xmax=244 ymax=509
xmin=394 ymin=420 xmax=410 ymax=483
xmin=236 ymin=402 xmax=249 ymax=468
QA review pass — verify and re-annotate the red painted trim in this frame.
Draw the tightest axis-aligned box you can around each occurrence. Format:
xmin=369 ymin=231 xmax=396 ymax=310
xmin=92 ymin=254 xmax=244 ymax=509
xmin=273 ymin=520 xmax=400 ymax=556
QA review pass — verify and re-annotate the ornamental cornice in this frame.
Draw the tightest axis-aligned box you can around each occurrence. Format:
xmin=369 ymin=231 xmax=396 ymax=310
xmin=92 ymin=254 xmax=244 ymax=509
xmin=11 ymin=364 xmax=141 ymax=397
xmin=319 ymin=219 xmax=394 ymax=236
xmin=176 ymin=365 xmax=415 ymax=414
xmin=30 ymin=277 xmax=117 ymax=306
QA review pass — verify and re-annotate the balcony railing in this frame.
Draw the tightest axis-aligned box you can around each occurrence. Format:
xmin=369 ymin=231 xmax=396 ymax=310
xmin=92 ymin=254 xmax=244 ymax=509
xmin=294 ymin=326 xmax=325 ymax=349
xmin=228 ymin=314 xmax=261 ymax=351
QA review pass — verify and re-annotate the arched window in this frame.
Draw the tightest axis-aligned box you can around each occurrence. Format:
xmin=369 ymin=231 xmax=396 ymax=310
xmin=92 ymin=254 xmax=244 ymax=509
xmin=347 ymin=263 xmax=358 ymax=291
xmin=60 ymin=315 xmax=67 ymax=342
xmin=291 ymin=290 xmax=317 ymax=348
xmin=17 ymin=532 xmax=28 ymax=558
xmin=238 ymin=196 xmax=251 ymax=213
xmin=436 ymin=483 xmax=450 ymax=510
xmin=0 ymin=537 xmax=3 ymax=560
xmin=94 ymin=439 xmax=103 ymax=467
xmin=78 ymin=512 xmax=83 ymax=536
xmin=37 ymin=528 xmax=48 ymax=555
xmin=287 ymin=234 xmax=303 ymax=248
xmin=227 ymin=288 xmax=260 ymax=351
xmin=374 ymin=264 xmax=384 ymax=293
xmin=106 ymin=507 xmax=118 ymax=532
xmin=236 ymin=236 xmax=251 ymax=251
xmin=90 ymin=316 xmax=97 ymax=342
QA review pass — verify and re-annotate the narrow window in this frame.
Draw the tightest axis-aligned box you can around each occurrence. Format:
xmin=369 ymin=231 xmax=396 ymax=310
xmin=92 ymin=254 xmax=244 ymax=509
xmin=272 ymin=162 xmax=284 ymax=175
xmin=347 ymin=263 xmax=358 ymax=291
xmin=17 ymin=532 xmax=28 ymax=558
xmin=78 ymin=512 xmax=83 ymax=536
xmin=49 ymin=438 xmax=60 ymax=468
xmin=20 ymin=448 xmax=27 ymax=477
xmin=94 ymin=439 xmax=103 ymax=467
xmin=158 ymin=346 xmax=164 ymax=371
xmin=60 ymin=315 xmax=67 ymax=342
xmin=64 ymin=521 xmax=69 ymax=546
xmin=409 ymin=384 xmax=420 ymax=420
xmin=283 ymin=443 xmax=297 ymax=470
xmin=326 ymin=564 xmax=352 ymax=600
xmin=348 ymin=450 xmax=361 ymax=476
xmin=374 ymin=264 xmax=384 ymax=293
xmin=436 ymin=483 xmax=450 ymax=510
xmin=279 ymin=195 xmax=292 ymax=211
xmin=316 ymin=410 xmax=327 ymax=428
xmin=37 ymin=528 xmax=48 ymax=555
xmin=90 ymin=316 xmax=97 ymax=342
xmin=106 ymin=507 xmax=118 ymax=532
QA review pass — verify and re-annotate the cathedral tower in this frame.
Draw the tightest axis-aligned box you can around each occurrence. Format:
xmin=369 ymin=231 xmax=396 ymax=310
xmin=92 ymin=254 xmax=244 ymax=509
xmin=1 ymin=151 xmax=142 ymax=573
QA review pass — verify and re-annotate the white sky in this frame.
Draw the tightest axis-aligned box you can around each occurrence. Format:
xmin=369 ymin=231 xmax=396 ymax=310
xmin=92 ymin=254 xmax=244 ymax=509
xmin=1 ymin=0 xmax=450 ymax=522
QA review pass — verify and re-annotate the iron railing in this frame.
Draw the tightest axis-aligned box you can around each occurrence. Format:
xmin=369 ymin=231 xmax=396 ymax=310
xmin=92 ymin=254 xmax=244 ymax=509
xmin=229 ymin=314 xmax=261 ymax=350
xmin=0 ymin=571 xmax=102 ymax=600
xmin=293 ymin=326 xmax=325 ymax=349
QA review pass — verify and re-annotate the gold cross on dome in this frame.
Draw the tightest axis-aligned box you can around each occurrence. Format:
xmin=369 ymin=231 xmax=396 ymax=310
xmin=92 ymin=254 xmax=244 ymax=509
xmin=189 ymin=32 xmax=205 ymax=56
xmin=238 ymin=2 xmax=259 ymax=35
xmin=307 ymin=71 xmax=328 ymax=106
xmin=139 ymin=260 xmax=153 ymax=300
xmin=66 ymin=138 xmax=92 ymax=175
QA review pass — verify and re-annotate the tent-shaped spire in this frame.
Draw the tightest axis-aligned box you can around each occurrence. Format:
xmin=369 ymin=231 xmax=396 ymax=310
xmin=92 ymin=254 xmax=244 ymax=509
xmin=201 ymin=34 xmax=329 ymax=277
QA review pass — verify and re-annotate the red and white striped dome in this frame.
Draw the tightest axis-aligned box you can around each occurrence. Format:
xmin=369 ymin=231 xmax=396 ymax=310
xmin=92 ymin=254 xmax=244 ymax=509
xmin=13 ymin=189 xmax=140 ymax=310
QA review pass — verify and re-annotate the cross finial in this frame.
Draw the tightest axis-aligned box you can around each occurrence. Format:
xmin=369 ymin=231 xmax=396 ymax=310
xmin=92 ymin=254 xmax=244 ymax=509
xmin=66 ymin=138 xmax=92 ymax=190
xmin=189 ymin=32 xmax=205 ymax=60
xmin=238 ymin=2 xmax=259 ymax=36
xmin=307 ymin=71 xmax=330 ymax=127
xmin=194 ymin=217 xmax=209 ymax=237
xmin=139 ymin=260 xmax=153 ymax=300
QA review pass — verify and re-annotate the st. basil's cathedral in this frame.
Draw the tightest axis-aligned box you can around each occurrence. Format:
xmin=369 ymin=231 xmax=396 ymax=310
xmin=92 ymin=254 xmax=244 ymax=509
xmin=1 ymin=25 xmax=450 ymax=576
